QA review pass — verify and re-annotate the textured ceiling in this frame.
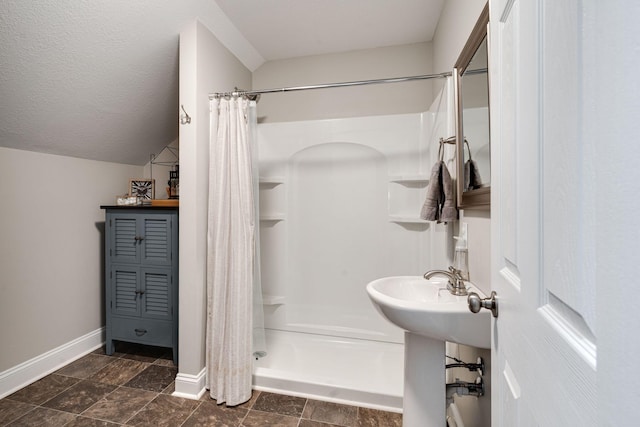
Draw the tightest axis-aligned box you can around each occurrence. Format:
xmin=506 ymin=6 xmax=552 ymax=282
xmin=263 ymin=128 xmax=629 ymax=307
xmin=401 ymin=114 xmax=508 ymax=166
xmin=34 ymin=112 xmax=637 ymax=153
xmin=0 ymin=0 xmax=443 ymax=165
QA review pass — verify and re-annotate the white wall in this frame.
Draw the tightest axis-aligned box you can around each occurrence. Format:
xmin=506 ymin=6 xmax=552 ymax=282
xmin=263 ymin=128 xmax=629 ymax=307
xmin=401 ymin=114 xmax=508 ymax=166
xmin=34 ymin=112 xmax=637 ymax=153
xmin=431 ymin=0 xmax=488 ymax=124
xmin=431 ymin=1 xmax=490 ymax=426
xmin=432 ymin=0 xmax=490 ymax=291
xmin=253 ymin=43 xmax=433 ymax=123
xmin=593 ymin=1 xmax=640 ymax=423
xmin=0 ymin=147 xmax=142 ymax=372
xmin=177 ymin=20 xmax=252 ymax=382
xmin=432 ymin=0 xmax=487 ymax=75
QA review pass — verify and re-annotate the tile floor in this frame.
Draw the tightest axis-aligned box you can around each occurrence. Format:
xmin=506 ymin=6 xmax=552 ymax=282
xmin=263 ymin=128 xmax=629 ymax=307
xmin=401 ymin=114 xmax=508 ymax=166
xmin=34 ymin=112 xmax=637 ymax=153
xmin=0 ymin=343 xmax=402 ymax=426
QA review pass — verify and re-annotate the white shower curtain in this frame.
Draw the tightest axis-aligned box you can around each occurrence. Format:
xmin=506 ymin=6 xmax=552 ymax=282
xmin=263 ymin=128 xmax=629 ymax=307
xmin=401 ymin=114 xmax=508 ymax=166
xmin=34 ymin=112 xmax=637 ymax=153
xmin=206 ymin=97 xmax=265 ymax=406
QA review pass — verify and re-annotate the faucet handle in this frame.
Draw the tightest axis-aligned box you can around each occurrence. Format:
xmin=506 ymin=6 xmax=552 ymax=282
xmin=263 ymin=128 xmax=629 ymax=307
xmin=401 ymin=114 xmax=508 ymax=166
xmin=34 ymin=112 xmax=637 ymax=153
xmin=447 ymin=266 xmax=468 ymax=296
xmin=448 ymin=266 xmax=463 ymax=279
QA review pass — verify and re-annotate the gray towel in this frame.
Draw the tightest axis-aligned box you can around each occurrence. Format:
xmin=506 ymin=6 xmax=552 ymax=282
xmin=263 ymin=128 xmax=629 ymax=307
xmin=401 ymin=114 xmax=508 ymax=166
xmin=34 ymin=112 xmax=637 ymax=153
xmin=420 ymin=161 xmax=443 ymax=221
xmin=439 ymin=162 xmax=458 ymax=222
xmin=420 ymin=161 xmax=458 ymax=223
xmin=464 ymin=159 xmax=482 ymax=191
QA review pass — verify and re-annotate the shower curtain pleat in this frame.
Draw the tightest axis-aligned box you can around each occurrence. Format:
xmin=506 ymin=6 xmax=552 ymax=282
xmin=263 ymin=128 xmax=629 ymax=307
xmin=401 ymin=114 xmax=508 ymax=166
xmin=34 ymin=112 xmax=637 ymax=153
xmin=206 ymin=97 xmax=264 ymax=406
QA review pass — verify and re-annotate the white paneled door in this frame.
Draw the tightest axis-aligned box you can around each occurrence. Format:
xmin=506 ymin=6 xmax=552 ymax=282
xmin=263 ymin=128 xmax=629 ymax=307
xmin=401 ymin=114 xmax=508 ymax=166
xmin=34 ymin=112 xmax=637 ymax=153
xmin=489 ymin=0 xmax=597 ymax=425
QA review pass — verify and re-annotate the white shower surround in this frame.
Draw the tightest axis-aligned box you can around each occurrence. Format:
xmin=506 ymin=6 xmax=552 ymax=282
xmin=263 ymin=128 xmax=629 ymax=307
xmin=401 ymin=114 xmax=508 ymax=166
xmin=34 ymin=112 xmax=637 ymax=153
xmin=252 ymin=110 xmax=448 ymax=411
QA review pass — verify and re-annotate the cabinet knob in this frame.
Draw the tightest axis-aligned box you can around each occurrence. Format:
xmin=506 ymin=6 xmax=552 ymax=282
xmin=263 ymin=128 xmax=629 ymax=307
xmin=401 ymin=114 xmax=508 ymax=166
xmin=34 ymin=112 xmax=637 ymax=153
xmin=134 ymin=328 xmax=147 ymax=336
xmin=134 ymin=236 xmax=145 ymax=241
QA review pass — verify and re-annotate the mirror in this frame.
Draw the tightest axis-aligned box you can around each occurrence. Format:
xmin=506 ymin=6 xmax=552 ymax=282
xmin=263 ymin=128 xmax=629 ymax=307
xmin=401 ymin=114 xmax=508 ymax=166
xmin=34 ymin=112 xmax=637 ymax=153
xmin=454 ymin=3 xmax=490 ymax=208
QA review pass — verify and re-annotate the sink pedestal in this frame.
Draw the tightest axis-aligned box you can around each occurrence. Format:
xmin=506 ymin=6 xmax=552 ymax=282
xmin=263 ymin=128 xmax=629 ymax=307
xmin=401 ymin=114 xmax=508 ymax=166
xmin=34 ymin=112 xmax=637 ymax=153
xmin=403 ymin=332 xmax=445 ymax=427
xmin=366 ymin=276 xmax=490 ymax=426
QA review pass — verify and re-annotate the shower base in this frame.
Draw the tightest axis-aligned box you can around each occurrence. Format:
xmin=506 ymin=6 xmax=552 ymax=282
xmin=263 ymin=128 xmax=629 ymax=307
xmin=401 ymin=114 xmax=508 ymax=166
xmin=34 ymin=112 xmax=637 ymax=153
xmin=252 ymin=328 xmax=404 ymax=412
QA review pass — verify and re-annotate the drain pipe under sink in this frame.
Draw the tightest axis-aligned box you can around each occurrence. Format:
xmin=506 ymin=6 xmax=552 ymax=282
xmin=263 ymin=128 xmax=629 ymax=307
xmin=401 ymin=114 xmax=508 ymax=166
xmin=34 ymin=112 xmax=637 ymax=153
xmin=447 ymin=402 xmax=465 ymax=427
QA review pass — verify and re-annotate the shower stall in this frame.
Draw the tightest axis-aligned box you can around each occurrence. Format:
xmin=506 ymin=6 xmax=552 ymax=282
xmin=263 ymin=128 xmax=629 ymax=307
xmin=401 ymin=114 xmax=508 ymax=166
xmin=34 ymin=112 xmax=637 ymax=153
xmin=251 ymin=81 xmax=453 ymax=412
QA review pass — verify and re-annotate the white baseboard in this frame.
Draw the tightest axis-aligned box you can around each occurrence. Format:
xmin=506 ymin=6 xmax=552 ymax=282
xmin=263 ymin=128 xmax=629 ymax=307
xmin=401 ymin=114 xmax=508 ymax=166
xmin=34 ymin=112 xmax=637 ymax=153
xmin=173 ymin=367 xmax=206 ymax=400
xmin=0 ymin=328 xmax=105 ymax=399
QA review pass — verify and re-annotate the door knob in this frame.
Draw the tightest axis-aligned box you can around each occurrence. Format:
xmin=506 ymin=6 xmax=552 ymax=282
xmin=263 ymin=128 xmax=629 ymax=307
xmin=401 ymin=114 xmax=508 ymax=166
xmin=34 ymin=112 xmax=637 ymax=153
xmin=468 ymin=291 xmax=498 ymax=318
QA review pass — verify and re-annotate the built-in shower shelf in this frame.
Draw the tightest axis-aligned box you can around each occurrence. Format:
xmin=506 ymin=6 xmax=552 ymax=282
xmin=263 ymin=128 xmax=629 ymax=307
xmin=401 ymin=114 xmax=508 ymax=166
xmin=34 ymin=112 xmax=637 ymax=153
xmin=388 ymin=175 xmax=429 ymax=185
xmin=259 ymin=176 xmax=285 ymax=186
xmin=260 ymin=213 xmax=286 ymax=222
xmin=262 ymin=295 xmax=286 ymax=305
xmin=388 ymin=216 xmax=429 ymax=224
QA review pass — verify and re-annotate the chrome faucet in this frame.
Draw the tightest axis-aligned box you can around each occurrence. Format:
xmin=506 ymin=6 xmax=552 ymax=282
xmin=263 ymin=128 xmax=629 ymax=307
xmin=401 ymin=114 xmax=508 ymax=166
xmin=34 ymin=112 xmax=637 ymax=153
xmin=423 ymin=266 xmax=468 ymax=296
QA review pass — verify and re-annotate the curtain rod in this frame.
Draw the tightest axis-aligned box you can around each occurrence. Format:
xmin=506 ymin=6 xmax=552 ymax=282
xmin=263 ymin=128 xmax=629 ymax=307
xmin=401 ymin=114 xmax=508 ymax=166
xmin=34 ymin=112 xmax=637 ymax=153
xmin=208 ymin=71 xmax=452 ymax=100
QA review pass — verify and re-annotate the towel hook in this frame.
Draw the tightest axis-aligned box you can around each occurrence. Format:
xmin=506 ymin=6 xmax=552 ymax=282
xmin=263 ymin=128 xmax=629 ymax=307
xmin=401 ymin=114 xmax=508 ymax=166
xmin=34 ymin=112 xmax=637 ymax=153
xmin=180 ymin=105 xmax=191 ymax=125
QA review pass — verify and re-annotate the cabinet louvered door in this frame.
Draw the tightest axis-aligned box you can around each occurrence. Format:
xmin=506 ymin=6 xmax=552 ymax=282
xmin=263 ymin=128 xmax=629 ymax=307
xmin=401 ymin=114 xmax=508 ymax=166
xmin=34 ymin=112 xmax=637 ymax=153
xmin=141 ymin=216 xmax=173 ymax=266
xmin=141 ymin=267 xmax=173 ymax=321
xmin=109 ymin=214 xmax=140 ymax=264
xmin=111 ymin=265 xmax=140 ymax=316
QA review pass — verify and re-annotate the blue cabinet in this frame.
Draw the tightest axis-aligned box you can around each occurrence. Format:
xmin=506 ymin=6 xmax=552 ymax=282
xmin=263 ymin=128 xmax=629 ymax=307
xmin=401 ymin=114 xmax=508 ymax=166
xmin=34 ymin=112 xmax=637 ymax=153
xmin=102 ymin=207 xmax=178 ymax=364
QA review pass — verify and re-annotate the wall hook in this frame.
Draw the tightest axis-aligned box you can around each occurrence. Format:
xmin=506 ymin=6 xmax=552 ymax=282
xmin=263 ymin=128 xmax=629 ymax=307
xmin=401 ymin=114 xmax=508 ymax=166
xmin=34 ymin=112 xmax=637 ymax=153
xmin=180 ymin=105 xmax=191 ymax=125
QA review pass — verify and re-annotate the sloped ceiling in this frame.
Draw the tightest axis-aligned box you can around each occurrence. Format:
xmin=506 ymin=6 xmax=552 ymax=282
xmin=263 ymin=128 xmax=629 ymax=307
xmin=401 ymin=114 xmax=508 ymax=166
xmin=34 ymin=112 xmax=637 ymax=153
xmin=0 ymin=0 xmax=443 ymax=165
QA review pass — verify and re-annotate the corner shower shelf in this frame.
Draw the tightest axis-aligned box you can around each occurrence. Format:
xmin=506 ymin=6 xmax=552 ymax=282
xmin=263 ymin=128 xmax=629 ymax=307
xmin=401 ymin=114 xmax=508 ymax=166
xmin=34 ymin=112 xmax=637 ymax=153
xmin=388 ymin=216 xmax=429 ymax=224
xmin=259 ymin=177 xmax=285 ymax=186
xmin=262 ymin=295 xmax=286 ymax=305
xmin=260 ymin=213 xmax=286 ymax=222
xmin=388 ymin=175 xmax=429 ymax=185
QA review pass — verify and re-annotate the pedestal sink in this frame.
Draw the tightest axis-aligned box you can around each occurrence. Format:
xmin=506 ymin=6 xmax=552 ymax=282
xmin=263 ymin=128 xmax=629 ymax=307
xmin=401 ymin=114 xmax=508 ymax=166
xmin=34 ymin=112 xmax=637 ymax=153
xmin=366 ymin=276 xmax=490 ymax=427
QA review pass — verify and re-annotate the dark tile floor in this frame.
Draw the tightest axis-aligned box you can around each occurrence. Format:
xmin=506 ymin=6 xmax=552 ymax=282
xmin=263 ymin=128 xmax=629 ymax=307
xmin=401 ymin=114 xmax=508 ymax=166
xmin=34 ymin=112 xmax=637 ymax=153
xmin=0 ymin=343 xmax=402 ymax=426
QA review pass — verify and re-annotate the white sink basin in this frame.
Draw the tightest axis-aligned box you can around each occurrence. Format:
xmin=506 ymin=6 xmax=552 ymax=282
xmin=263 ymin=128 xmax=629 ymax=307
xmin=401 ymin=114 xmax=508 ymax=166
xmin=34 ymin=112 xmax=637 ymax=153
xmin=366 ymin=276 xmax=490 ymax=348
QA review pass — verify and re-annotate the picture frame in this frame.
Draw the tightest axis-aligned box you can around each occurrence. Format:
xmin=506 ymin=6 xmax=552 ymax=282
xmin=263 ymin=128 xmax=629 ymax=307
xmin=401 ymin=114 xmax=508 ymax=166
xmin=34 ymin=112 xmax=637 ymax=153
xmin=129 ymin=179 xmax=155 ymax=200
